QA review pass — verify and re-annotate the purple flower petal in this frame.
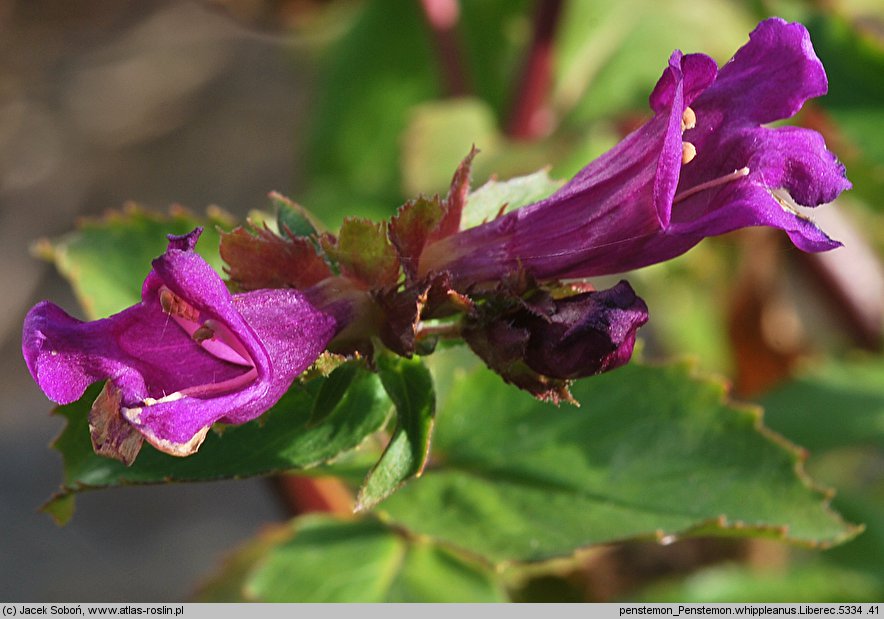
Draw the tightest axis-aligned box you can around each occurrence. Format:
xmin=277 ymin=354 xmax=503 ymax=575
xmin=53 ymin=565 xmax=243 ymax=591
xmin=669 ymin=126 xmax=847 ymax=252
xmin=23 ymin=229 xmax=337 ymax=457
xmin=696 ymin=17 xmax=828 ymax=125
xmin=670 ymin=18 xmax=850 ymax=253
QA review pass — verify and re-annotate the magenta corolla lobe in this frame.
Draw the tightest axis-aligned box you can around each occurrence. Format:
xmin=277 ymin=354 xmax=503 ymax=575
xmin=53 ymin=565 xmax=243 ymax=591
xmin=22 ymin=228 xmax=337 ymax=457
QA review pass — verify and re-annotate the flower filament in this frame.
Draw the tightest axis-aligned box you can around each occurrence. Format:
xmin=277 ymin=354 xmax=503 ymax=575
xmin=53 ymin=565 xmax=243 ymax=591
xmin=674 ymin=167 xmax=751 ymax=204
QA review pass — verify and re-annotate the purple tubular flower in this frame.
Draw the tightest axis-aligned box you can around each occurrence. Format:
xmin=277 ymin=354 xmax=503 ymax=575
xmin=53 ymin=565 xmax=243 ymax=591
xmin=419 ymin=18 xmax=850 ymax=285
xmin=23 ymin=229 xmax=337 ymax=458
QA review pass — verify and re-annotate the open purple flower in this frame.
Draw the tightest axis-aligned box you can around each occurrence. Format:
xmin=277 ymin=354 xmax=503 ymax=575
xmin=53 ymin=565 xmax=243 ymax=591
xmin=23 ymin=229 xmax=337 ymax=461
xmin=419 ymin=18 xmax=850 ymax=285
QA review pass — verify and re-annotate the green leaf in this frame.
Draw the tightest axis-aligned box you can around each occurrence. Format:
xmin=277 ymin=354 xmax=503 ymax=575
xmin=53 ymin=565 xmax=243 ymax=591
xmin=806 ymin=15 xmax=884 ymax=209
xmin=401 ymin=99 xmax=500 ymax=197
xmin=399 ymin=99 xmax=562 ymax=202
xmin=821 ymin=479 xmax=884 ymax=583
xmin=308 ymin=361 xmax=361 ymax=427
xmin=461 ymin=168 xmax=564 ymax=229
xmin=300 ymin=0 xmax=534 ymax=225
xmin=388 ymin=195 xmax=445 ymax=279
xmin=809 ymin=15 xmax=884 ymax=159
xmin=761 ymin=357 xmax=884 ymax=452
xmin=759 ymin=357 xmax=884 ymax=588
xmin=629 ymin=247 xmax=734 ymax=376
xmin=321 ymin=218 xmax=400 ymax=288
xmin=636 ymin=562 xmax=881 ymax=603
xmin=301 ymin=0 xmax=439 ymax=224
xmin=272 ymin=192 xmax=323 ymax=237
xmin=44 ymin=363 xmax=391 ymax=524
xmin=378 ymin=357 xmax=859 ymax=563
xmin=34 ymin=206 xmax=229 ymax=319
xmin=219 ymin=223 xmax=332 ymax=291
xmin=357 ymin=355 xmax=436 ymax=511
xmin=235 ymin=515 xmax=506 ymax=602
xmin=456 ymin=0 xmax=534 ymax=120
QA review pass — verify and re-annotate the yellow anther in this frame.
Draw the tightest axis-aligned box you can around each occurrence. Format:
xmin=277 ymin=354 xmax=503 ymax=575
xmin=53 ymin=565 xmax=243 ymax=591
xmin=192 ymin=324 xmax=215 ymax=343
xmin=158 ymin=286 xmax=198 ymax=322
xmin=681 ymin=141 xmax=697 ymax=165
xmin=159 ymin=288 xmax=176 ymax=315
xmin=681 ymin=107 xmax=697 ymax=131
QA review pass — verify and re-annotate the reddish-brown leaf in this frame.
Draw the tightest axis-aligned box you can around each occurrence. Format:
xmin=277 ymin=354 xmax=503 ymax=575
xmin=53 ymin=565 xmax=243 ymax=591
xmin=389 ymin=149 xmax=478 ymax=280
xmin=432 ymin=145 xmax=478 ymax=241
xmin=373 ymin=273 xmax=467 ymax=357
xmin=220 ymin=226 xmax=332 ymax=291
xmin=389 ymin=196 xmax=445 ymax=280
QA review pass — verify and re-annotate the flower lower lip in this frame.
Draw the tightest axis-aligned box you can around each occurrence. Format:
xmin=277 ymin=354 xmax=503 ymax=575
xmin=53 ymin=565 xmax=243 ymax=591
xmin=123 ymin=366 xmax=262 ymax=419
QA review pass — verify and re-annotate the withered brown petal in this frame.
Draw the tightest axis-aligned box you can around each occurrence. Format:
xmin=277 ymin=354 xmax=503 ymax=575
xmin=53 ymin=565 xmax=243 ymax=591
xmin=88 ymin=382 xmax=144 ymax=466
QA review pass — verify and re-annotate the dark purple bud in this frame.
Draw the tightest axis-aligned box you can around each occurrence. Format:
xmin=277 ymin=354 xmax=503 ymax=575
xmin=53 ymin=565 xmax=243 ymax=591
xmin=462 ymin=281 xmax=648 ymax=400
xmin=523 ymin=281 xmax=649 ymax=379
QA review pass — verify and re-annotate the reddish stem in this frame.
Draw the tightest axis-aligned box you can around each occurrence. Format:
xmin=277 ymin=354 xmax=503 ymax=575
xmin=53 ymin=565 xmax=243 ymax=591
xmin=506 ymin=0 xmax=564 ymax=140
xmin=420 ymin=0 xmax=470 ymax=97
xmin=270 ymin=475 xmax=355 ymax=516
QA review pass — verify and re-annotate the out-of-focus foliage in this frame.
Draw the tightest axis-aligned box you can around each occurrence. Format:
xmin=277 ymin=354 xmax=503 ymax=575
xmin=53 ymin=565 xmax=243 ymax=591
xmin=196 ymin=515 xmax=508 ymax=602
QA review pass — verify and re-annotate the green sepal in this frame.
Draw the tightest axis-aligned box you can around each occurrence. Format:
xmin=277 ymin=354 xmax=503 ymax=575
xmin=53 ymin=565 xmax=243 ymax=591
xmin=356 ymin=355 xmax=436 ymax=512
xmin=321 ymin=218 xmax=401 ymax=288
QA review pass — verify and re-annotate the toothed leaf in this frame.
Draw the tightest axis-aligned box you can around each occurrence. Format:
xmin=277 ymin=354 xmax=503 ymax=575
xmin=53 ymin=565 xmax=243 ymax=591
xmin=377 ymin=357 xmax=859 ymax=563
xmin=322 ymin=218 xmax=400 ymax=288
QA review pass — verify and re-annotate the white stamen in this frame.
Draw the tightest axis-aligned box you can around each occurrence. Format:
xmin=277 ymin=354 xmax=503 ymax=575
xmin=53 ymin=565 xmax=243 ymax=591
xmin=673 ymin=167 xmax=750 ymax=204
xmin=140 ymin=392 xmax=185 ymax=408
xmin=770 ymin=187 xmax=814 ymax=222
xmin=156 ymin=392 xmax=184 ymax=404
